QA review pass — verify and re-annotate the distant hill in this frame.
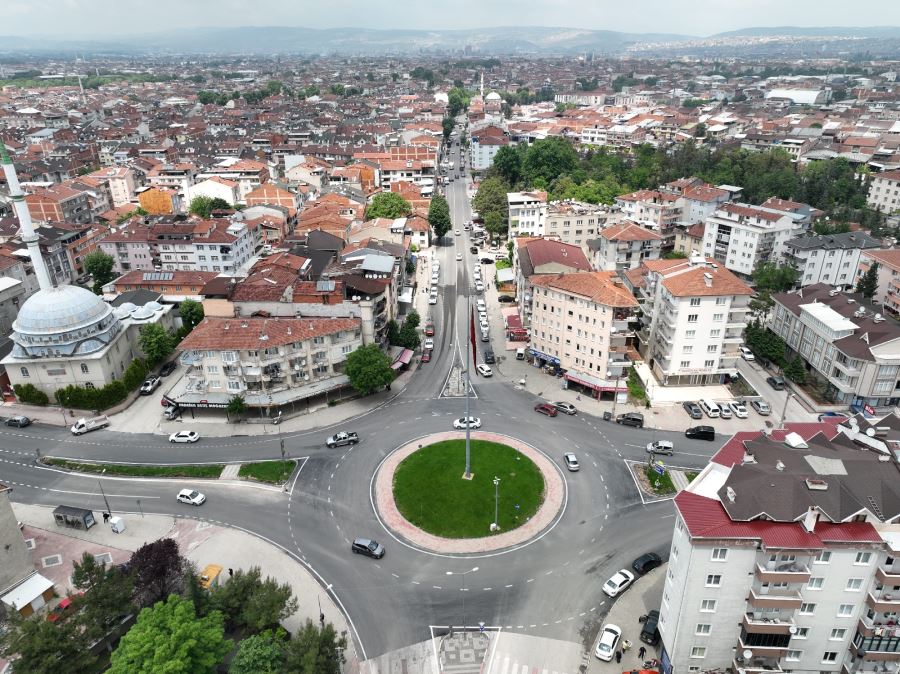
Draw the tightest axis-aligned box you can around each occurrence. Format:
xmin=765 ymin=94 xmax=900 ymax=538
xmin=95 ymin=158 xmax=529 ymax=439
xmin=713 ymin=26 xmax=900 ymax=39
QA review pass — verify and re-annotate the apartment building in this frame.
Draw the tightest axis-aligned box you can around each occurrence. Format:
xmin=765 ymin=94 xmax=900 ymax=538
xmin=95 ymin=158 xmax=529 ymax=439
xmin=856 ymin=250 xmax=900 ymax=315
xmin=515 ymin=238 xmax=592 ymax=329
xmin=172 ymin=316 xmax=363 ymax=410
xmin=588 ymin=221 xmax=662 ymax=271
xmin=108 ymin=270 xmax=219 ymax=301
xmin=528 ymin=271 xmax=638 ymax=396
xmin=507 ymin=191 xmax=548 ymax=237
xmin=702 ymin=203 xmax=801 ymax=279
xmin=660 ymin=420 xmax=900 ymax=674
xmin=640 ymin=256 xmax=752 ymax=385
xmin=866 ymin=169 xmax=900 ymax=213
xmin=147 ymin=163 xmax=198 ymax=196
xmin=196 ymin=160 xmax=271 ymax=202
xmin=769 ymin=284 xmax=900 ymax=408
xmin=469 ymin=131 xmax=508 ymax=172
xmin=24 ymin=185 xmax=92 ymax=224
xmin=544 ymin=200 xmax=618 ymax=249
xmin=784 ymin=232 xmax=881 ymax=289
xmin=614 ymin=189 xmax=681 ymax=250
xmin=87 ymin=167 xmax=137 ymax=207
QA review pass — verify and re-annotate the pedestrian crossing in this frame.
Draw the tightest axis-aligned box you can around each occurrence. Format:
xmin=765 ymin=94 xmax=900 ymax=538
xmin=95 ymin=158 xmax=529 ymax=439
xmin=488 ymin=655 xmax=572 ymax=674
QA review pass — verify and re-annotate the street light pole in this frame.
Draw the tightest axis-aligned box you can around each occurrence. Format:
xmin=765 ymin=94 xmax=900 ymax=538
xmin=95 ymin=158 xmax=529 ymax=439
xmin=780 ymin=392 xmax=796 ymax=431
xmin=464 ymin=270 xmax=471 ymax=479
xmin=492 ymin=476 xmax=500 ymax=530
xmin=446 ymin=566 xmax=479 ymax=630
xmin=608 ymin=369 xmax=622 ymax=418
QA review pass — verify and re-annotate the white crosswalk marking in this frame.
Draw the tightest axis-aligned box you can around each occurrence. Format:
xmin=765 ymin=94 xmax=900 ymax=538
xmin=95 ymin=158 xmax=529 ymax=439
xmin=499 ymin=656 xmax=510 ymax=674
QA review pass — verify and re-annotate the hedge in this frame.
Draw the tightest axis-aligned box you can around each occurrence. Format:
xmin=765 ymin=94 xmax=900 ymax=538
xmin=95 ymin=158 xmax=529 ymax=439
xmin=55 ymin=358 xmax=148 ymax=411
xmin=14 ymin=383 xmax=49 ymax=406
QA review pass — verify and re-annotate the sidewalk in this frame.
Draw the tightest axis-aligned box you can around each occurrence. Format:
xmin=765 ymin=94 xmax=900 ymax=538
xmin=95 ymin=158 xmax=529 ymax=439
xmin=11 ymin=503 xmax=360 ymax=670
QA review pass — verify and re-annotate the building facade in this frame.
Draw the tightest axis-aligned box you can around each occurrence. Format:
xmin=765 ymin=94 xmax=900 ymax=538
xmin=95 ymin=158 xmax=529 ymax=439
xmin=544 ymin=200 xmax=618 ymax=250
xmin=856 ymin=249 xmax=900 ymax=315
xmin=702 ymin=203 xmax=800 ymax=278
xmin=588 ymin=221 xmax=663 ymax=272
xmin=866 ymin=169 xmax=900 ymax=213
xmin=507 ymin=191 xmax=548 ymax=237
xmin=784 ymin=232 xmax=881 ymax=290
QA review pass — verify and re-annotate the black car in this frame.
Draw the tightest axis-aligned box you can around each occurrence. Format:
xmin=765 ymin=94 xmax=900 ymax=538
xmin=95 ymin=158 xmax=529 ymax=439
xmin=682 ymin=401 xmax=703 ymax=419
xmin=470 ymin=246 xmax=479 ymax=254
xmin=497 ymin=295 xmax=515 ymax=303
xmin=159 ymin=361 xmax=177 ymax=377
xmin=766 ymin=376 xmax=786 ymax=390
xmin=616 ymin=412 xmax=644 ymax=428
xmin=5 ymin=415 xmax=31 ymax=428
xmin=685 ymin=425 xmax=716 ymax=441
xmin=640 ymin=609 xmax=661 ymax=646
xmin=351 ymin=538 xmax=385 ymax=559
xmin=483 ymin=349 xmax=496 ymax=364
xmin=632 ymin=552 xmax=662 ymax=575
xmin=480 ymin=257 xmax=495 ymax=264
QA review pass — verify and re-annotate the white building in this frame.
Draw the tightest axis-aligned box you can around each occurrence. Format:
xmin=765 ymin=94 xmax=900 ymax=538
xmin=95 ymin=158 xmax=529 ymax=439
xmin=867 ymin=169 xmax=900 ymax=213
xmin=588 ymin=221 xmax=662 ymax=272
xmin=783 ymin=232 xmax=881 ymax=289
xmin=507 ymin=190 xmax=548 ymax=237
xmin=469 ymin=134 xmax=508 ymax=172
xmin=640 ymin=256 xmax=752 ymax=385
xmin=187 ymin=177 xmax=241 ymax=206
xmin=661 ymin=420 xmax=900 ymax=674
xmin=544 ymin=200 xmax=618 ymax=249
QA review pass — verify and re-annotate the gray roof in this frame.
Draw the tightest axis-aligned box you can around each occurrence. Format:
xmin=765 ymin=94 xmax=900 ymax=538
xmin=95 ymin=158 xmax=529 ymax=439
xmin=786 ymin=231 xmax=881 ymax=252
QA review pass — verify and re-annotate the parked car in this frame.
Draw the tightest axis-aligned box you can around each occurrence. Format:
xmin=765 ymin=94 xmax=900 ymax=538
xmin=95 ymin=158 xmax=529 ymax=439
xmin=456 ymin=253 xmax=463 ymax=261
xmin=616 ymin=412 xmax=644 ymax=428
xmin=453 ymin=417 xmax=481 ymax=429
xmin=767 ymin=376 xmax=786 ymax=390
xmin=719 ymin=404 xmax=733 ymax=419
xmin=470 ymin=246 xmax=478 ymax=254
xmin=594 ymin=623 xmax=622 ymax=661
xmin=751 ymin=400 xmax=772 ymax=415
xmin=5 ymin=415 xmax=31 ymax=428
xmin=475 ymin=282 xmax=485 ymax=293
xmin=176 ymin=489 xmax=206 ymax=506
xmin=351 ymin=538 xmax=385 ymax=559
xmin=139 ymin=376 xmax=161 ymax=395
xmin=646 ymin=440 xmax=674 ymax=456
xmin=632 ymin=552 xmax=662 ymax=575
xmin=497 ymin=295 xmax=515 ymax=303
xmin=563 ymin=452 xmax=580 ymax=471
xmin=159 ymin=361 xmax=177 ymax=377
xmin=818 ymin=411 xmax=850 ymax=421
xmin=169 ymin=430 xmax=200 ymax=443
xmin=534 ymin=402 xmax=558 ymax=417
xmin=424 ymin=337 xmax=434 ymax=350
xmin=424 ymin=322 xmax=435 ymax=337
xmin=685 ymin=425 xmax=716 ymax=441
xmin=729 ymin=400 xmax=749 ymax=418
xmin=421 ymin=349 xmax=432 ymax=363
xmin=682 ymin=401 xmax=702 ymax=419
xmin=553 ymin=402 xmax=577 ymax=415
xmin=480 ymin=257 xmax=495 ymax=264
xmin=47 ymin=594 xmax=83 ymax=623
xmin=476 ymin=364 xmax=493 ymax=377
xmin=740 ymin=346 xmax=755 ymax=361
xmin=602 ymin=569 xmax=635 ymax=597
xmin=639 ymin=609 xmax=661 ymax=646
xmin=483 ymin=349 xmax=495 ymax=364
xmin=429 ymin=295 xmax=438 ymax=305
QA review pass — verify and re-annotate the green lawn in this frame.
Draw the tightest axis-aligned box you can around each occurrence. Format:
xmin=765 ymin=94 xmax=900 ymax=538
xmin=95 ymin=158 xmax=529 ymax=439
xmin=644 ymin=464 xmax=676 ymax=495
xmin=46 ymin=459 xmax=224 ymax=479
xmin=392 ymin=440 xmax=545 ymax=538
xmin=238 ymin=460 xmax=295 ymax=484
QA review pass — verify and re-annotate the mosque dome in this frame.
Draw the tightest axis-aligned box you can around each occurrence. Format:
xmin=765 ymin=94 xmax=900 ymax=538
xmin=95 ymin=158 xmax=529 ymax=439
xmin=486 ymin=91 xmax=502 ymax=101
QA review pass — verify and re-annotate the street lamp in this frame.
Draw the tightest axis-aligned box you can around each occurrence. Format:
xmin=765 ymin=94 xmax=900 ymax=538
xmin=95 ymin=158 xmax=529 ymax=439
xmin=780 ymin=392 xmax=796 ymax=431
xmin=607 ymin=368 xmax=623 ymax=418
xmin=492 ymin=477 xmax=500 ymax=531
xmin=446 ymin=566 xmax=479 ymax=630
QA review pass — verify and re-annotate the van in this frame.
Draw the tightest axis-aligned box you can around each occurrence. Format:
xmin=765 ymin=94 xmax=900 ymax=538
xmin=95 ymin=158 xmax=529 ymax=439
xmin=699 ymin=399 xmax=720 ymax=418
xmin=516 ymin=348 xmax=526 ymax=360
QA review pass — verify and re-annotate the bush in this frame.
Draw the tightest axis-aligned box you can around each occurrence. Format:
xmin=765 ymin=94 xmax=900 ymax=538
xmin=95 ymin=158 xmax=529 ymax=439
xmin=14 ymin=383 xmax=49 ymax=405
xmin=56 ymin=380 xmax=128 ymax=410
xmin=122 ymin=358 xmax=149 ymax=391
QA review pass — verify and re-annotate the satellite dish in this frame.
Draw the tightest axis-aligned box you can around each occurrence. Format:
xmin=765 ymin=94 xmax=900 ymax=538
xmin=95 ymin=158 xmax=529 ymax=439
xmin=743 ymin=650 xmax=753 ymax=659
xmin=866 ymin=428 xmax=876 ymax=437
xmin=789 ymin=625 xmax=798 ymax=634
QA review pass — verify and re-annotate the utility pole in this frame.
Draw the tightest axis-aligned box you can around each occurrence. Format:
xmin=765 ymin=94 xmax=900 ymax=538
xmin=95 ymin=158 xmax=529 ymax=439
xmin=464 ymin=277 xmax=471 ymax=479
xmin=98 ymin=477 xmax=112 ymax=515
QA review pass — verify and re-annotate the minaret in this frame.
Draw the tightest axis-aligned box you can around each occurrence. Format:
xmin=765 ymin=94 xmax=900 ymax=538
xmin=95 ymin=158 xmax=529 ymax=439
xmin=0 ymin=140 xmax=54 ymax=290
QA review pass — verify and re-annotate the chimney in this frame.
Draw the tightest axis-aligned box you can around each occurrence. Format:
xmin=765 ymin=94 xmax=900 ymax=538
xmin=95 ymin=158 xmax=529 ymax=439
xmin=802 ymin=506 xmax=818 ymax=533
xmin=703 ymin=272 xmax=713 ymax=287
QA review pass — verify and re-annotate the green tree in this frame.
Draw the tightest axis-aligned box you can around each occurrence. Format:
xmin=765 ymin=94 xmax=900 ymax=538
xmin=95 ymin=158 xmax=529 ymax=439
xmin=366 ymin=192 xmax=412 ymax=219
xmin=210 ymin=566 xmax=298 ymax=632
xmin=109 ymin=595 xmax=231 ymax=674
xmin=447 ymin=87 xmax=469 ymax=117
xmin=472 ymin=177 xmax=509 ymax=225
xmin=442 ymin=116 xmax=454 ymax=141
xmin=428 ymin=194 xmax=452 ymax=240
xmin=83 ymin=250 xmax=116 ymax=294
xmin=664 ymin=251 xmax=688 ymax=259
xmin=784 ymin=355 xmax=807 ymax=385
xmin=398 ymin=321 xmax=420 ymax=350
xmin=226 ymin=394 xmax=247 ymax=418
xmin=753 ymin=262 xmax=798 ymax=294
xmin=0 ymin=614 xmax=97 ymax=674
xmin=71 ymin=552 xmax=134 ymax=641
xmin=856 ymin=261 xmax=880 ymax=299
xmin=484 ymin=210 xmax=506 ymax=237
xmin=14 ymin=382 xmax=48 ymax=405
xmin=138 ymin=323 xmax=175 ymax=366
xmin=405 ymin=309 xmax=420 ymax=329
xmin=282 ymin=619 xmax=347 ymax=674
xmin=179 ymin=299 xmax=205 ymax=332
xmin=229 ymin=629 xmax=286 ymax=674
xmin=386 ymin=319 xmax=401 ymax=346
xmin=523 ymin=137 xmax=579 ymax=186
xmin=491 ymin=145 xmax=524 ymax=186
xmin=189 ymin=196 xmax=232 ymax=219
xmin=345 ymin=344 xmax=395 ymax=396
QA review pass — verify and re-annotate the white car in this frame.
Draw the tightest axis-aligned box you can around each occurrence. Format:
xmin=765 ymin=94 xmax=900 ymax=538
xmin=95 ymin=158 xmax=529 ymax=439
xmin=563 ymin=452 xmax=580 ymax=471
xmin=429 ymin=295 xmax=438 ymax=305
xmin=455 ymin=230 xmax=461 ymax=236
xmin=456 ymin=253 xmax=463 ymax=261
xmin=475 ymin=282 xmax=485 ymax=293
xmin=479 ymin=320 xmax=489 ymax=333
xmin=719 ymin=404 xmax=732 ymax=419
xmin=176 ymin=488 xmax=206 ymax=506
xmin=476 ymin=300 xmax=486 ymax=310
xmin=432 ymin=262 xmax=440 ymax=272
xmin=729 ymin=400 xmax=748 ymax=418
xmin=424 ymin=337 xmax=434 ymax=350
xmin=594 ymin=623 xmax=622 ymax=661
xmin=169 ymin=430 xmax=200 ymax=443
xmin=602 ymin=569 xmax=635 ymax=597
xmin=740 ymin=346 xmax=755 ymax=361
xmin=476 ymin=364 xmax=493 ymax=377
xmin=453 ymin=417 xmax=481 ymax=429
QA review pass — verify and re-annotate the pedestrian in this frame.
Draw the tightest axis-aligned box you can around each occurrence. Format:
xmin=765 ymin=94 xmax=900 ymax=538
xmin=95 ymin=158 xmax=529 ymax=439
xmin=615 ymin=650 xmax=622 ymax=664
xmin=103 ymin=512 xmax=110 ymax=524
xmin=228 ymin=567 xmax=233 ymax=578
xmin=622 ymin=639 xmax=632 ymax=652
xmin=639 ymin=646 xmax=646 ymax=660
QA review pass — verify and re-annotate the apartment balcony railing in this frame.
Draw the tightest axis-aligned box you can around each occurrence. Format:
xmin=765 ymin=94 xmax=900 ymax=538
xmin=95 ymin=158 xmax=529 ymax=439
xmin=742 ymin=612 xmax=797 ymax=635
xmin=867 ymin=590 xmax=900 ymax=614
xmin=755 ymin=562 xmax=811 ymax=584
xmin=747 ymin=587 xmax=803 ymax=610
xmin=876 ymin=565 xmax=900 ymax=585
xmin=733 ymin=657 xmax=783 ymax=674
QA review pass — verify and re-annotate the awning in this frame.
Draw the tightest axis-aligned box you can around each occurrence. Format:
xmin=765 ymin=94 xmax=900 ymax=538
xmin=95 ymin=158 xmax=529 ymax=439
xmin=391 ymin=348 xmax=414 ymax=370
xmin=1 ymin=573 xmax=54 ymax=610
xmin=505 ymin=314 xmax=523 ymax=329
xmin=529 ymin=348 xmax=560 ymax=365
xmin=398 ymin=286 xmax=415 ymax=304
xmin=566 ymin=370 xmax=627 ymax=392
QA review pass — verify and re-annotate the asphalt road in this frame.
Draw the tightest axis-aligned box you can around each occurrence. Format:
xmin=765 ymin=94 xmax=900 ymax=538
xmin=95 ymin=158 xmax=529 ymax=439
xmin=0 ymin=134 xmax=729 ymax=661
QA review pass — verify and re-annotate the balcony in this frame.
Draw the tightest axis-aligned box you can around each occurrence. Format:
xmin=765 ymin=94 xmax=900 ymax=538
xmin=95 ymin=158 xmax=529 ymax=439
xmin=733 ymin=656 xmax=783 ymax=674
xmin=743 ymin=613 xmax=797 ymax=635
xmin=867 ymin=590 xmax=900 ymax=614
xmin=834 ymin=359 xmax=862 ymax=376
xmin=877 ymin=565 xmax=900 ymax=585
xmin=747 ymin=587 xmax=803 ymax=610
xmin=739 ymin=633 xmax=791 ymax=658
xmin=755 ymin=562 xmax=811 ymax=584
xmin=857 ymin=614 xmax=900 ymax=638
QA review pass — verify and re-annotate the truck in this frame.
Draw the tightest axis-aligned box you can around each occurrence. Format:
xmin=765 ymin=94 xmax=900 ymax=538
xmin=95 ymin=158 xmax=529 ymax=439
xmin=70 ymin=415 xmax=110 ymax=435
xmin=325 ymin=431 xmax=359 ymax=448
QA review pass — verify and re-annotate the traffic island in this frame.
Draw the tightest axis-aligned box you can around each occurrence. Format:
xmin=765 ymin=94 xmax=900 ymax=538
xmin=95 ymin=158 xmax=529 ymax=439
xmin=625 ymin=459 xmax=699 ymax=503
xmin=373 ymin=432 xmax=566 ymax=554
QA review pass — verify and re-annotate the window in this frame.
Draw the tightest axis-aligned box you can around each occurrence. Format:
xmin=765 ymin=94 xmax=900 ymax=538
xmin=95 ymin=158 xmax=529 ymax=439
xmin=683 ymin=346 xmax=694 ymax=354
xmin=681 ymin=360 xmax=691 ymax=368
xmin=19 ymin=367 xmax=28 ymax=378
xmin=710 ymin=329 xmax=720 ymax=338
xmin=711 ymin=548 xmax=727 ymax=561
xmin=795 ymin=627 xmax=809 ymax=639
xmin=799 ymin=603 xmax=816 ymax=615
xmin=686 ymin=330 xmax=696 ymax=339
xmin=695 ymin=623 xmax=711 ymax=635
xmin=713 ymin=313 xmax=724 ymax=322
xmin=822 ymin=652 xmax=838 ymax=663
xmin=222 ymin=351 xmax=238 ymax=363
xmin=707 ymin=344 xmax=718 ymax=353
xmin=837 ymin=604 xmax=853 ymax=617
xmin=846 ymin=578 xmax=863 ymax=591
xmin=80 ymin=363 xmax=89 ymax=373
xmin=716 ymin=297 xmax=727 ymax=305
xmin=690 ymin=647 xmax=706 ymax=658
xmin=688 ymin=314 xmax=698 ymax=323
xmin=705 ymin=574 xmax=722 ymax=587
xmin=700 ymin=599 xmax=717 ymax=612
xmin=206 ymin=365 xmax=219 ymax=374
xmin=227 ymin=381 xmax=241 ymax=391
xmin=829 ymin=628 xmax=847 ymax=640
xmin=704 ymin=360 xmax=715 ymax=367
xmin=814 ymin=550 xmax=831 ymax=564
xmin=690 ymin=298 xmax=701 ymax=306
xmin=855 ymin=552 xmax=872 ymax=565
xmin=807 ymin=577 xmax=824 ymax=590
xmin=786 ymin=650 xmax=802 ymax=661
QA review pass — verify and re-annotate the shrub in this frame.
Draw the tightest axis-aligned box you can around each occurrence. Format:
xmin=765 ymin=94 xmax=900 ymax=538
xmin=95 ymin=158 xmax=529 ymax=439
xmin=122 ymin=358 xmax=149 ymax=391
xmin=14 ymin=383 xmax=49 ymax=405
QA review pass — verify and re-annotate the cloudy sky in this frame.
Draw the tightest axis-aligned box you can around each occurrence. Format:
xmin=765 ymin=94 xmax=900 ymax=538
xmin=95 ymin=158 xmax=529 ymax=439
xmin=6 ymin=0 xmax=900 ymax=37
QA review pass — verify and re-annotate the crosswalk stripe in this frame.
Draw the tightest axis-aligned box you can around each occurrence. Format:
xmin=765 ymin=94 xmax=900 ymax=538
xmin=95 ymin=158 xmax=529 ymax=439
xmin=499 ymin=656 xmax=510 ymax=674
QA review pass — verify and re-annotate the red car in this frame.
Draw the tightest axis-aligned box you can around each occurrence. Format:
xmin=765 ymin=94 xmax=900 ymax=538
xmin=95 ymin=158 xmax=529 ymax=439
xmin=47 ymin=593 xmax=83 ymax=622
xmin=424 ymin=322 xmax=435 ymax=337
xmin=534 ymin=403 xmax=558 ymax=417
xmin=421 ymin=349 xmax=432 ymax=363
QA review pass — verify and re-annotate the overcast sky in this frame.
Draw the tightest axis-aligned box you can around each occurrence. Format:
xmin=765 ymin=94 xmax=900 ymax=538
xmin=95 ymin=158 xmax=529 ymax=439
xmin=7 ymin=0 xmax=900 ymax=37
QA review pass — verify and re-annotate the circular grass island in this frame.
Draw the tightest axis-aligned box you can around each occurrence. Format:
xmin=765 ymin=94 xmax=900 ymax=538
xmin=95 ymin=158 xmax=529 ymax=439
xmin=392 ymin=439 xmax=545 ymax=538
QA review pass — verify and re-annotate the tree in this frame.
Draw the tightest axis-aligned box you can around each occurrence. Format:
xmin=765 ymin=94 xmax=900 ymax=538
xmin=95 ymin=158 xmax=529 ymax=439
xmin=138 ymin=323 xmax=175 ymax=366
xmin=664 ymin=251 xmax=688 ymax=259
xmin=0 ymin=614 xmax=97 ymax=674
xmin=179 ymin=299 xmax=204 ymax=332
xmin=404 ymin=309 xmax=420 ymax=329
xmin=210 ymin=566 xmax=298 ymax=632
xmin=522 ymin=137 xmax=579 ymax=186
xmin=472 ymin=177 xmax=509 ymax=224
xmin=366 ymin=192 xmax=412 ymax=219
xmin=71 ymin=552 xmax=134 ymax=641
xmin=189 ymin=195 xmax=232 ymax=219
xmin=784 ymin=355 xmax=807 ymax=385
xmin=83 ymin=250 xmax=116 ymax=294
xmin=345 ymin=344 xmax=394 ymax=396
xmin=856 ymin=262 xmax=880 ymax=299
xmin=442 ymin=116 xmax=454 ymax=141
xmin=447 ymin=87 xmax=469 ymax=117
xmin=484 ymin=210 xmax=506 ymax=237
xmin=229 ymin=629 xmax=286 ymax=674
xmin=282 ymin=619 xmax=347 ymax=674
xmin=109 ymin=595 xmax=231 ymax=674
xmin=398 ymin=321 xmax=420 ymax=350
xmin=129 ymin=538 xmax=192 ymax=608
xmin=428 ymin=194 xmax=452 ymax=240
xmin=753 ymin=262 xmax=798 ymax=294
xmin=226 ymin=394 xmax=247 ymax=418
xmin=386 ymin=319 xmax=401 ymax=346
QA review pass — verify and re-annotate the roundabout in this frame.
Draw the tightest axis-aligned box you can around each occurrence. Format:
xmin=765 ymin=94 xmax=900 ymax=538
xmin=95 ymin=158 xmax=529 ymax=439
xmin=372 ymin=431 xmax=566 ymax=555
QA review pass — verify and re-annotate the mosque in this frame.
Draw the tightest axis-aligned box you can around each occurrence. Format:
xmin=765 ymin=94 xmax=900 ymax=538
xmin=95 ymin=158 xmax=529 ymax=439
xmin=0 ymin=141 xmax=174 ymax=398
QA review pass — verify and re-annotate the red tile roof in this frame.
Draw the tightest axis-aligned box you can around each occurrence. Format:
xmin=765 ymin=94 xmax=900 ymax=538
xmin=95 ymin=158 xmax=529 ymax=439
xmin=177 ymin=316 xmax=360 ymax=350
